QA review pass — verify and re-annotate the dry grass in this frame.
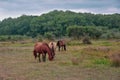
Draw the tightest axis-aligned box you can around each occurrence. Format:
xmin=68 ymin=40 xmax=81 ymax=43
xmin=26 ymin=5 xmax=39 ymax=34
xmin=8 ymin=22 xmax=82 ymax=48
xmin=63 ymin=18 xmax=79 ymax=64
xmin=0 ymin=40 xmax=120 ymax=80
xmin=81 ymin=46 xmax=111 ymax=57
xmin=108 ymin=53 xmax=120 ymax=67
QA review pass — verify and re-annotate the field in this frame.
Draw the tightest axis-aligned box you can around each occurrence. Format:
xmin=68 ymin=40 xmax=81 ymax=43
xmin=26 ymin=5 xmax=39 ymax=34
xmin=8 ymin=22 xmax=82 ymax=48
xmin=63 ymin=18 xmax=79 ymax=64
xmin=0 ymin=40 xmax=120 ymax=80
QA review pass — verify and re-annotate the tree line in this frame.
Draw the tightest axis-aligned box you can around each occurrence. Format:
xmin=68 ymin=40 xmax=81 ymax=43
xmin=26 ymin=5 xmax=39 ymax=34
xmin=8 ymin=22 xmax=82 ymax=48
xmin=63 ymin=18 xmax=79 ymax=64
xmin=0 ymin=10 xmax=120 ymax=40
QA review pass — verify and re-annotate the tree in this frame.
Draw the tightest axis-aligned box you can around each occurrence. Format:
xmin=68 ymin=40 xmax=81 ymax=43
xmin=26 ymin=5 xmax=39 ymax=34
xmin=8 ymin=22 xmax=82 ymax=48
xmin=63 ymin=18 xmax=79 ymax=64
xmin=67 ymin=26 xmax=103 ymax=39
xmin=0 ymin=10 xmax=120 ymax=39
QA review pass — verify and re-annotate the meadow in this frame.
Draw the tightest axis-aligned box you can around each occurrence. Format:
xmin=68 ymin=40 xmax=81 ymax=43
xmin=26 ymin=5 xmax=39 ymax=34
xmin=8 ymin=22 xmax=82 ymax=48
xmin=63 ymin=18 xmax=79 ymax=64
xmin=0 ymin=40 xmax=120 ymax=80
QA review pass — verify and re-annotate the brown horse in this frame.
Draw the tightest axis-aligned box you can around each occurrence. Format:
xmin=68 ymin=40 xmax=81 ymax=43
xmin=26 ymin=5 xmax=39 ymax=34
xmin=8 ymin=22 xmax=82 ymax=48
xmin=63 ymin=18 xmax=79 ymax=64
xmin=49 ymin=42 xmax=57 ymax=56
xmin=33 ymin=42 xmax=54 ymax=62
xmin=57 ymin=40 xmax=66 ymax=51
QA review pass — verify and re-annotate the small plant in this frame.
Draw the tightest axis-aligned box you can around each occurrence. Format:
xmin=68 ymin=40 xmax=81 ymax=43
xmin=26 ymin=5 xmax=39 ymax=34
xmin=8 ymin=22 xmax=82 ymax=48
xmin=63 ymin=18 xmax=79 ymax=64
xmin=93 ymin=58 xmax=110 ymax=66
xmin=71 ymin=57 xmax=79 ymax=65
xmin=82 ymin=36 xmax=92 ymax=44
xmin=109 ymin=53 xmax=120 ymax=67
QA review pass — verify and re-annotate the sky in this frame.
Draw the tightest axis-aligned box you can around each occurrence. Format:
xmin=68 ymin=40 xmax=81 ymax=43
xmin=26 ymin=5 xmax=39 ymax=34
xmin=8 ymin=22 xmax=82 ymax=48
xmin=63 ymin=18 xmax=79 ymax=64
xmin=0 ymin=0 xmax=120 ymax=20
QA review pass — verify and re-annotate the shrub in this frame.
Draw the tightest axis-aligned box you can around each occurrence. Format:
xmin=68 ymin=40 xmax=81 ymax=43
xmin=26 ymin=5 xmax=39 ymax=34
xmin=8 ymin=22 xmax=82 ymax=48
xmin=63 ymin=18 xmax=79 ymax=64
xmin=44 ymin=32 xmax=54 ymax=40
xmin=109 ymin=53 xmax=120 ymax=67
xmin=71 ymin=57 xmax=79 ymax=65
xmin=82 ymin=36 xmax=92 ymax=44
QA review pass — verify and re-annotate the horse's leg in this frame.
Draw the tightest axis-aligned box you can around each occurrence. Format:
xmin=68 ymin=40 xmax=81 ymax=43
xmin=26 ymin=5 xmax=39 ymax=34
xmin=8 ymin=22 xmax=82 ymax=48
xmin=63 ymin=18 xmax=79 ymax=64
xmin=38 ymin=53 xmax=41 ymax=62
xmin=62 ymin=46 xmax=64 ymax=51
xmin=42 ymin=53 xmax=46 ymax=62
xmin=58 ymin=46 xmax=60 ymax=51
xmin=64 ymin=45 xmax=66 ymax=51
xmin=33 ymin=50 xmax=37 ymax=59
xmin=44 ymin=53 xmax=46 ymax=62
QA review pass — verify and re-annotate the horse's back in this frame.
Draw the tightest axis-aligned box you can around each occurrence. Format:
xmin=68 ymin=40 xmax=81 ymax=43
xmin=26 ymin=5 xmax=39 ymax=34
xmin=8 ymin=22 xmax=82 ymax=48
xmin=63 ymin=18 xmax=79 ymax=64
xmin=34 ymin=42 xmax=48 ymax=47
xmin=34 ymin=42 xmax=42 ymax=49
xmin=34 ymin=42 xmax=48 ymax=52
xmin=57 ymin=40 xmax=66 ymax=46
xmin=61 ymin=40 xmax=66 ymax=45
xmin=34 ymin=42 xmax=42 ymax=47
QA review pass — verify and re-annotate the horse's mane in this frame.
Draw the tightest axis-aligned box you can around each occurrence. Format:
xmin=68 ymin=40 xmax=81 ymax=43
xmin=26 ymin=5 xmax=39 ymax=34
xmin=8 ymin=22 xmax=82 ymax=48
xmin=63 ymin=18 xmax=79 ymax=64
xmin=43 ymin=43 xmax=51 ymax=50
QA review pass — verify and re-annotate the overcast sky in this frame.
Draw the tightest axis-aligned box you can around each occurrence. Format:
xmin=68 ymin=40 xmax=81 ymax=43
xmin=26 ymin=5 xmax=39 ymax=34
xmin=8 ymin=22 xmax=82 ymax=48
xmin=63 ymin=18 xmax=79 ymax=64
xmin=0 ymin=0 xmax=120 ymax=20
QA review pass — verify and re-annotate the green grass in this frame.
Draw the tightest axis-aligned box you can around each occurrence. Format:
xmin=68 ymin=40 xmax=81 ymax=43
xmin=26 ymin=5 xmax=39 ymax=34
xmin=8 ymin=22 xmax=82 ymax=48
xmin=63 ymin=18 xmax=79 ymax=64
xmin=93 ymin=58 xmax=111 ymax=66
xmin=0 ymin=40 xmax=120 ymax=80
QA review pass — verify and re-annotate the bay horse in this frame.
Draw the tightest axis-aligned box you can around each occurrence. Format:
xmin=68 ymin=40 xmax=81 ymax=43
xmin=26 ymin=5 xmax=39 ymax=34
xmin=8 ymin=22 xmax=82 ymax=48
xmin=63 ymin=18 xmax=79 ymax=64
xmin=49 ymin=42 xmax=57 ymax=56
xmin=33 ymin=42 xmax=54 ymax=62
xmin=57 ymin=40 xmax=66 ymax=51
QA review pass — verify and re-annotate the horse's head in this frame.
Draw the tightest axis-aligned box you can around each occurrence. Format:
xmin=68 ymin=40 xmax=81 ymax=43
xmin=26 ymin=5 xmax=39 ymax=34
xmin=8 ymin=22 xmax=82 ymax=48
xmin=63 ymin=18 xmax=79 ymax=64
xmin=48 ymin=52 xmax=54 ymax=61
xmin=49 ymin=42 xmax=56 ymax=57
xmin=44 ymin=43 xmax=54 ymax=61
xmin=49 ymin=47 xmax=55 ymax=61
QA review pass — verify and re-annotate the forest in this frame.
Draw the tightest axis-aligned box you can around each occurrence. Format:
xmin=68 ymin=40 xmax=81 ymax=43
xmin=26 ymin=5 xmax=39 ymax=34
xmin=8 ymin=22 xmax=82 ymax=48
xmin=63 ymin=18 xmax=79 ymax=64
xmin=0 ymin=10 xmax=120 ymax=40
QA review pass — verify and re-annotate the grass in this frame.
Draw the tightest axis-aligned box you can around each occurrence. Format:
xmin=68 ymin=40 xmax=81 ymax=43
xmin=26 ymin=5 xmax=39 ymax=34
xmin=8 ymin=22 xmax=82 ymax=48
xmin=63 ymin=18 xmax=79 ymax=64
xmin=0 ymin=40 xmax=120 ymax=80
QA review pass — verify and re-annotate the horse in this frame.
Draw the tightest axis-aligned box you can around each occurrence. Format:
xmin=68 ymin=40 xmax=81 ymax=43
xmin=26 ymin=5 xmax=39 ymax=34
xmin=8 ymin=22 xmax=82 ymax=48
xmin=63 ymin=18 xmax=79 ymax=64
xmin=49 ymin=42 xmax=57 ymax=56
xmin=57 ymin=40 xmax=66 ymax=51
xmin=33 ymin=42 xmax=54 ymax=62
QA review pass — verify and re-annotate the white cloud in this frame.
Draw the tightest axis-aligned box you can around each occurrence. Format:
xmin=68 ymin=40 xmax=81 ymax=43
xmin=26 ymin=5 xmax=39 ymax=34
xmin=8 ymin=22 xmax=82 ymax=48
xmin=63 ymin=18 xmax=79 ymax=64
xmin=0 ymin=0 xmax=120 ymax=20
xmin=107 ymin=7 xmax=119 ymax=12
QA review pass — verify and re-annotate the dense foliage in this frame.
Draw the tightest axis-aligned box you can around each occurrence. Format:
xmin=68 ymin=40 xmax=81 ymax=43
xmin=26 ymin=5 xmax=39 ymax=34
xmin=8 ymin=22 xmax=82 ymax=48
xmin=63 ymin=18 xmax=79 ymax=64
xmin=67 ymin=26 xmax=103 ymax=39
xmin=0 ymin=10 xmax=120 ymax=39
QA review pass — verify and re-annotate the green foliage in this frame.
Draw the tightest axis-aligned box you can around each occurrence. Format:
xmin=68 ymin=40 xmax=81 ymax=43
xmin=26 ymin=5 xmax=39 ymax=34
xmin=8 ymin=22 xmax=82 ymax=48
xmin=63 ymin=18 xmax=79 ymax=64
xmin=36 ymin=35 xmax=43 ymax=42
xmin=93 ymin=58 xmax=110 ymax=66
xmin=67 ymin=26 xmax=102 ymax=39
xmin=44 ymin=32 xmax=55 ymax=40
xmin=0 ymin=10 xmax=120 ymax=39
xmin=101 ymin=28 xmax=120 ymax=39
xmin=0 ymin=35 xmax=30 ymax=41
xmin=82 ymin=36 xmax=92 ymax=44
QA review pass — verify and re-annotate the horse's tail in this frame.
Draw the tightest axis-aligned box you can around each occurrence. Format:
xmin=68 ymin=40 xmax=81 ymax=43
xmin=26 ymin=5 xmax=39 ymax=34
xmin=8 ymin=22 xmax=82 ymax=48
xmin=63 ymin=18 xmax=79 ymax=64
xmin=33 ymin=50 xmax=37 ymax=59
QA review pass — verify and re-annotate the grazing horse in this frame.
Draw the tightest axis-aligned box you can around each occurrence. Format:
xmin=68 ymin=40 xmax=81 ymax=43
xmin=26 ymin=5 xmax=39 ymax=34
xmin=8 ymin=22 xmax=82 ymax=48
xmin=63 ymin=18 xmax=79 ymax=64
xmin=57 ymin=40 xmax=66 ymax=51
xmin=33 ymin=42 xmax=54 ymax=62
xmin=49 ymin=42 xmax=57 ymax=56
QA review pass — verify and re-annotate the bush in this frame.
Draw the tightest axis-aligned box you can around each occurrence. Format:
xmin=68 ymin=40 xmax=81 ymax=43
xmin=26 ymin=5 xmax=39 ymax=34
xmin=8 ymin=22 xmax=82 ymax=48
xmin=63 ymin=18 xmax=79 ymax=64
xmin=108 ymin=53 xmax=120 ymax=67
xmin=101 ymin=29 xmax=120 ymax=39
xmin=44 ymin=32 xmax=54 ymax=40
xmin=82 ymin=36 xmax=92 ymax=44
xmin=71 ymin=57 xmax=79 ymax=65
xmin=36 ymin=35 xmax=43 ymax=42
